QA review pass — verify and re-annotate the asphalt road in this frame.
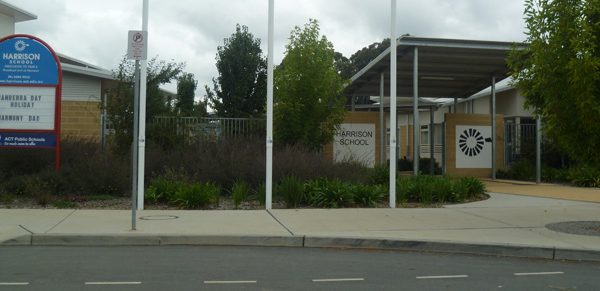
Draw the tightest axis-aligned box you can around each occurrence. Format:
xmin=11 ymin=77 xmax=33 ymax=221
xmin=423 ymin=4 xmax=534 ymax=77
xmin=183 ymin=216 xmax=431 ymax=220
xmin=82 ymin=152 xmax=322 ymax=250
xmin=1 ymin=246 xmax=599 ymax=290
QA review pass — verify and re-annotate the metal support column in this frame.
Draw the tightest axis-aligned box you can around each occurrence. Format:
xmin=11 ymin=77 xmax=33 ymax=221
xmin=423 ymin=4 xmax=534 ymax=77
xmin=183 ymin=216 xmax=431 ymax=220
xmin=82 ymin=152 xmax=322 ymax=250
xmin=413 ymin=46 xmax=419 ymax=176
xmin=429 ymin=106 xmax=435 ymax=175
xmin=389 ymin=0 xmax=397 ymax=208
xmin=491 ymin=76 xmax=497 ymax=180
xmin=536 ymin=116 xmax=542 ymax=184
xmin=380 ymin=72 xmax=385 ymax=166
xmin=265 ymin=0 xmax=274 ymax=209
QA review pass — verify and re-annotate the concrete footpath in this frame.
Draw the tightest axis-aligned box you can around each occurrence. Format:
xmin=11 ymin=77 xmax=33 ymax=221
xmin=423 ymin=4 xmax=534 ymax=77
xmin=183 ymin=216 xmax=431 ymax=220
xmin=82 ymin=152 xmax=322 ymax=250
xmin=2 ymin=187 xmax=600 ymax=262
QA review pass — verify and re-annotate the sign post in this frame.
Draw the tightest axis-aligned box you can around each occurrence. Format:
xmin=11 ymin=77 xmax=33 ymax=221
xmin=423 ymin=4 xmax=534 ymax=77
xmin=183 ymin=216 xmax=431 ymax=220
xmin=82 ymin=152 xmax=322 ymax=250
xmin=0 ymin=34 xmax=62 ymax=171
xmin=127 ymin=29 xmax=147 ymax=230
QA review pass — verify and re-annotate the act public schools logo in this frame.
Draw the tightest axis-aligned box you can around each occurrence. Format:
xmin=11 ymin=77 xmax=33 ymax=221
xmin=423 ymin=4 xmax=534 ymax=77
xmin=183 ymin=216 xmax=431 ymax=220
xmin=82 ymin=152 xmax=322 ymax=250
xmin=14 ymin=40 xmax=29 ymax=52
xmin=458 ymin=128 xmax=492 ymax=157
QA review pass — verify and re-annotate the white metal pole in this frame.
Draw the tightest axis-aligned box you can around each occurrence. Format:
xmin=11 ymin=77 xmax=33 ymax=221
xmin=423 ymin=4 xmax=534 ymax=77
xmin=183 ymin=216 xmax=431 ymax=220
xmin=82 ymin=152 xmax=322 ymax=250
xmin=429 ymin=106 xmax=434 ymax=175
xmin=137 ymin=0 xmax=149 ymax=210
xmin=389 ymin=0 xmax=397 ymax=208
xmin=380 ymin=72 xmax=385 ymax=166
xmin=265 ymin=0 xmax=274 ymax=209
xmin=413 ymin=47 xmax=419 ymax=176
xmin=131 ymin=60 xmax=140 ymax=230
xmin=491 ymin=75 xmax=496 ymax=180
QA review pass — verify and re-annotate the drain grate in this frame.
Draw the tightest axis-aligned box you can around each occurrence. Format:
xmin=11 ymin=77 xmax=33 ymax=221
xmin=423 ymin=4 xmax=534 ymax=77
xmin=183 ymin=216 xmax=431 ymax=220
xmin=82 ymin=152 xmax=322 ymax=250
xmin=546 ymin=221 xmax=600 ymax=237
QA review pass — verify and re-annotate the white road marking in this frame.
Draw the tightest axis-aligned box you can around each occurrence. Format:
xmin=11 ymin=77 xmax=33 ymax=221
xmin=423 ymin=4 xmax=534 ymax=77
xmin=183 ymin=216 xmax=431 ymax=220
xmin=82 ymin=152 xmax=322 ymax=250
xmin=0 ymin=282 xmax=29 ymax=286
xmin=203 ymin=280 xmax=257 ymax=284
xmin=514 ymin=272 xmax=564 ymax=276
xmin=84 ymin=282 xmax=142 ymax=285
xmin=416 ymin=275 xmax=469 ymax=279
xmin=312 ymin=278 xmax=365 ymax=282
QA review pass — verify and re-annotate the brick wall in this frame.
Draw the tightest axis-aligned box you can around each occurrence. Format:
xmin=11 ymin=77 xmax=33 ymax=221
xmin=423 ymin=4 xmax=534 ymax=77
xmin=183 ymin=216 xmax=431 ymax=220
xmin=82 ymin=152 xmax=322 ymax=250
xmin=60 ymin=100 xmax=101 ymax=140
xmin=445 ymin=113 xmax=504 ymax=178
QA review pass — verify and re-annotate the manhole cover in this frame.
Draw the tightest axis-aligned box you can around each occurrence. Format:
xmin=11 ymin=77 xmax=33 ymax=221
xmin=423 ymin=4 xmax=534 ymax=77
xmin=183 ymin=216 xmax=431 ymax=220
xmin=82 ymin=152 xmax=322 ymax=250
xmin=138 ymin=215 xmax=179 ymax=221
xmin=546 ymin=221 xmax=600 ymax=237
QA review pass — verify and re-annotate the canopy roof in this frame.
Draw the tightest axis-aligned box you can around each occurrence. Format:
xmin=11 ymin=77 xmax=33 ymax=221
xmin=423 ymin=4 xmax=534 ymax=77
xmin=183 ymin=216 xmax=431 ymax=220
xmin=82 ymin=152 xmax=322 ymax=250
xmin=344 ymin=36 xmax=524 ymax=99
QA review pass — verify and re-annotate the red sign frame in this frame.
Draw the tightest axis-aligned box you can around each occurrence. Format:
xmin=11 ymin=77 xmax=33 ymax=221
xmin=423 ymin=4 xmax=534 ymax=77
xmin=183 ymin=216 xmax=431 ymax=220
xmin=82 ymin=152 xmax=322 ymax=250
xmin=0 ymin=34 xmax=62 ymax=171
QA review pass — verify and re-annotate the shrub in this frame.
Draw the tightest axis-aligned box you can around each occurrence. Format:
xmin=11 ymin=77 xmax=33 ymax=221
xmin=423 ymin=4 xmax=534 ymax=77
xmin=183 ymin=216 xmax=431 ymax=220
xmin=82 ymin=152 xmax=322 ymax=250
xmin=450 ymin=179 xmax=470 ymax=202
xmin=254 ymin=182 xmax=266 ymax=205
xmin=277 ymin=176 xmax=305 ymax=208
xmin=230 ymin=180 xmax=250 ymax=209
xmin=568 ymin=166 xmax=600 ymax=188
xmin=459 ymin=177 xmax=486 ymax=198
xmin=51 ymin=200 xmax=77 ymax=209
xmin=305 ymin=178 xmax=353 ymax=208
xmin=352 ymin=184 xmax=387 ymax=207
xmin=395 ymin=175 xmax=482 ymax=205
xmin=174 ymin=182 xmax=220 ymax=209
xmin=146 ymin=169 xmax=187 ymax=204
xmin=368 ymin=165 xmax=389 ymax=185
xmin=396 ymin=176 xmax=414 ymax=203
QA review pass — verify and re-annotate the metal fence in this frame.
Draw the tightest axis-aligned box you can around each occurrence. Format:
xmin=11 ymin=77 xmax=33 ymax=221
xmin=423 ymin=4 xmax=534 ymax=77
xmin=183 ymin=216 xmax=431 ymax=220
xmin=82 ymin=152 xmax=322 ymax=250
xmin=504 ymin=123 xmax=538 ymax=166
xmin=152 ymin=116 xmax=265 ymax=141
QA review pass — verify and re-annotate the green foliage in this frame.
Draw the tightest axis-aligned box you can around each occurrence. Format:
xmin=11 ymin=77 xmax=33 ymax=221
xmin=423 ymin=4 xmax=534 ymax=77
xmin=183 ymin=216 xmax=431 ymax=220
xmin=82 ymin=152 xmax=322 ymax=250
xmin=51 ymin=200 xmax=76 ymax=209
xmin=174 ymin=182 xmax=220 ymax=209
xmin=369 ymin=165 xmax=389 ymax=185
xmin=450 ymin=179 xmax=470 ymax=202
xmin=230 ymin=180 xmax=250 ymax=209
xmin=568 ymin=166 xmax=600 ymax=187
xmin=349 ymin=38 xmax=390 ymax=75
xmin=459 ymin=177 xmax=487 ymax=199
xmin=254 ymin=182 xmax=266 ymax=205
xmin=396 ymin=175 xmax=485 ymax=205
xmin=146 ymin=169 xmax=187 ymax=204
xmin=176 ymin=72 xmax=200 ymax=116
xmin=274 ymin=19 xmax=346 ymax=150
xmin=509 ymin=0 xmax=600 ymax=165
xmin=304 ymin=178 xmax=353 ymax=208
xmin=207 ymin=24 xmax=267 ymax=118
xmin=352 ymin=184 xmax=387 ymax=207
xmin=277 ymin=176 xmax=305 ymax=208
xmin=107 ymin=57 xmax=185 ymax=152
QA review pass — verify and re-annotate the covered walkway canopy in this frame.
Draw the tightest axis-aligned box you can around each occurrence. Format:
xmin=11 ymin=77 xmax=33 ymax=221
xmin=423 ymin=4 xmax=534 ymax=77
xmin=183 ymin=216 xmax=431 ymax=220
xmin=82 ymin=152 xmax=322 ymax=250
xmin=342 ymin=35 xmax=525 ymax=193
xmin=345 ymin=36 xmax=522 ymax=99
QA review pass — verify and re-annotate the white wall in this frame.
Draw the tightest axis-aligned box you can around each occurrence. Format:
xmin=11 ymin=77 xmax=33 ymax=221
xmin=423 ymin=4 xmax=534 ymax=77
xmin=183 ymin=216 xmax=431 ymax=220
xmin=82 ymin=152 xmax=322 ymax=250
xmin=62 ymin=72 xmax=102 ymax=102
xmin=0 ymin=13 xmax=15 ymax=37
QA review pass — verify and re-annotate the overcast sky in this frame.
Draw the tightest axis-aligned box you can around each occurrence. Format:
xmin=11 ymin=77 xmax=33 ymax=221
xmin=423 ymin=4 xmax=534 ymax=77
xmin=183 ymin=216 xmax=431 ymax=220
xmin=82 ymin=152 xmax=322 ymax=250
xmin=10 ymin=0 xmax=527 ymax=95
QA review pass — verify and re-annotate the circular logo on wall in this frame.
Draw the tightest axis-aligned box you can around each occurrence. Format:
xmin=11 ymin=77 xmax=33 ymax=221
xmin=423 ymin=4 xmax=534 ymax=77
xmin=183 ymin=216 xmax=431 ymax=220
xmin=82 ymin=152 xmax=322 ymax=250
xmin=458 ymin=128 xmax=485 ymax=157
xmin=14 ymin=40 xmax=29 ymax=52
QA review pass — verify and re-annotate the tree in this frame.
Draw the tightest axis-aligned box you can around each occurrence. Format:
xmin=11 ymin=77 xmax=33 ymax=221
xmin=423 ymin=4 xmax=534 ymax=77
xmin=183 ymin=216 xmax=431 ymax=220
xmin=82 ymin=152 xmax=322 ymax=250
xmin=274 ymin=19 xmax=346 ymax=150
xmin=207 ymin=24 xmax=267 ymax=117
xmin=334 ymin=51 xmax=354 ymax=80
xmin=176 ymin=72 xmax=198 ymax=115
xmin=107 ymin=57 xmax=184 ymax=151
xmin=349 ymin=38 xmax=390 ymax=76
xmin=509 ymin=0 xmax=600 ymax=165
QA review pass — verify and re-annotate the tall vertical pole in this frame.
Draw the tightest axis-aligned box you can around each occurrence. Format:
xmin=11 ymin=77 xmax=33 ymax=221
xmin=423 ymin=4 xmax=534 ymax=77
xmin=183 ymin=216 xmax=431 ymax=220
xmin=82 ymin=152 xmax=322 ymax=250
xmin=389 ymin=0 xmax=397 ymax=208
xmin=265 ymin=0 xmax=274 ymax=209
xmin=131 ymin=60 xmax=140 ymax=230
xmin=379 ymin=72 xmax=385 ymax=166
xmin=413 ymin=47 xmax=419 ymax=176
xmin=429 ymin=106 xmax=434 ymax=175
xmin=137 ymin=0 xmax=149 ymax=210
xmin=491 ymin=75 xmax=497 ymax=180
xmin=536 ymin=115 xmax=542 ymax=184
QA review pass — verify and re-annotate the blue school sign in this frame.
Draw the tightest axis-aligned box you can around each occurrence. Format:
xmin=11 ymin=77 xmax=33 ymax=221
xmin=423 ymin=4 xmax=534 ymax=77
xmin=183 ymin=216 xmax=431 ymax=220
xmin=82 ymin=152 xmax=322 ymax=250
xmin=0 ymin=34 xmax=62 ymax=170
xmin=0 ymin=37 xmax=59 ymax=85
